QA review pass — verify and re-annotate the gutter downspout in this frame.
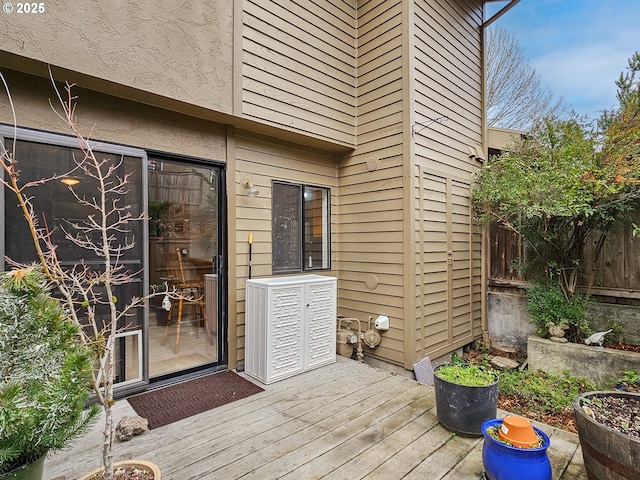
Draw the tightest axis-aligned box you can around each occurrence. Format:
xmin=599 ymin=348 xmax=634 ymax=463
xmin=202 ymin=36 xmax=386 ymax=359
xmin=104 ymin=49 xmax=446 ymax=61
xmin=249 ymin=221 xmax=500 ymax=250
xmin=478 ymin=0 xmax=521 ymax=336
xmin=483 ymin=0 xmax=521 ymax=28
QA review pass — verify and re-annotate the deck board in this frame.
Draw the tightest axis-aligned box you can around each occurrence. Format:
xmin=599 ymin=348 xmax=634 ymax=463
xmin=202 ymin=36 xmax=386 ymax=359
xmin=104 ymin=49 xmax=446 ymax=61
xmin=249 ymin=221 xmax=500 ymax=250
xmin=45 ymin=356 xmax=584 ymax=480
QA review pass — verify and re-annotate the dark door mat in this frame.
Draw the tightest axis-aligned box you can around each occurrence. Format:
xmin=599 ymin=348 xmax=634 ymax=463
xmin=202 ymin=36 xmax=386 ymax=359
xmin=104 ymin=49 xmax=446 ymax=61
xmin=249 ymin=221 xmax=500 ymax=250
xmin=127 ymin=370 xmax=264 ymax=429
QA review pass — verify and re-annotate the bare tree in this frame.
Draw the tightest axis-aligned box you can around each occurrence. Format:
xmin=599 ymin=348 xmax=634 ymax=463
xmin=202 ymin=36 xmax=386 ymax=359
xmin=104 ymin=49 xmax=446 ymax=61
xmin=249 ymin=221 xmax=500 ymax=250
xmin=0 ymin=72 xmax=180 ymax=479
xmin=486 ymin=25 xmax=567 ymax=130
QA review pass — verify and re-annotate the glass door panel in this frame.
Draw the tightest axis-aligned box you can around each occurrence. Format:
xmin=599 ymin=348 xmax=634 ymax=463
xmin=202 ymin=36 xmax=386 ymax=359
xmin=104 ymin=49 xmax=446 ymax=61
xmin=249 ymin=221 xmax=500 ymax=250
xmin=2 ymin=137 xmax=145 ymax=389
xmin=147 ymin=159 xmax=220 ymax=378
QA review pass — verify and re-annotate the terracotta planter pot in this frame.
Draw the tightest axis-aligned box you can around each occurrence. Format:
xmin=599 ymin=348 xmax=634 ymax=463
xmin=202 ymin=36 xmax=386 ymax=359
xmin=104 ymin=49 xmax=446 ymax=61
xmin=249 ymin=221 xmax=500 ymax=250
xmin=76 ymin=460 xmax=161 ymax=480
xmin=573 ymin=391 xmax=640 ymax=480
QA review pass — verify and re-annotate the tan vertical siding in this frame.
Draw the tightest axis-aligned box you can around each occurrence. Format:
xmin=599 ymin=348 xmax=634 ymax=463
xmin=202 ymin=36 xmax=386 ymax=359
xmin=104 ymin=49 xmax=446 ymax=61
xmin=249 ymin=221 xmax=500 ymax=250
xmin=233 ymin=131 xmax=338 ymax=364
xmin=337 ymin=0 xmax=406 ymax=367
xmin=412 ymin=0 xmax=484 ymax=363
xmin=242 ymin=0 xmax=357 ymax=146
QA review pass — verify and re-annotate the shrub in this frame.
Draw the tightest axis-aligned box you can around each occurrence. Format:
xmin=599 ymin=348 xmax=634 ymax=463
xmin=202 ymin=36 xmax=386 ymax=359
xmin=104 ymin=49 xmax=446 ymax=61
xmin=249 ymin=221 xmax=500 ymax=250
xmin=499 ymin=369 xmax=596 ymax=415
xmin=0 ymin=266 xmax=98 ymax=475
xmin=526 ymin=281 xmax=591 ymax=341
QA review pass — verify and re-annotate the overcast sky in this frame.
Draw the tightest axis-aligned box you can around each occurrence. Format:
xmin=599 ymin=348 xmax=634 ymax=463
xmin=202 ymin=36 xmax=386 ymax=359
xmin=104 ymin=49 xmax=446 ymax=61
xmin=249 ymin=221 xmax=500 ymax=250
xmin=487 ymin=0 xmax=640 ymax=121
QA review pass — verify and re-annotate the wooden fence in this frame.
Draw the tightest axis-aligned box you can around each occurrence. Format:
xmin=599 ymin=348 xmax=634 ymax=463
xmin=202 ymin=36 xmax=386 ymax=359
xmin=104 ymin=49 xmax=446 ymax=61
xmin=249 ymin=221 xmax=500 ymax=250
xmin=488 ymin=213 xmax=640 ymax=303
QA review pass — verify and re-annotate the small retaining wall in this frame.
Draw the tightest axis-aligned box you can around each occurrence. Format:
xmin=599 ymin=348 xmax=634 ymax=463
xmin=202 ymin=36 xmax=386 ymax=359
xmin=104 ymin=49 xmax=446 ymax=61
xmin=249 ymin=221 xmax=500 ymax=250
xmin=487 ymin=292 xmax=535 ymax=351
xmin=488 ymin=291 xmax=640 ymax=351
xmin=527 ymin=335 xmax=640 ymax=387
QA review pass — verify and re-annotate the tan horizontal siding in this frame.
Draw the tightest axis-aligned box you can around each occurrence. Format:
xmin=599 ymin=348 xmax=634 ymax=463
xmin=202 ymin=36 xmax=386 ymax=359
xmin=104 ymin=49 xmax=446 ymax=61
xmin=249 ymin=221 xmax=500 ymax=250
xmin=242 ymin=99 xmax=354 ymax=146
xmin=357 ymin=112 xmax=405 ymax=138
xmin=413 ymin=2 xmax=484 ymax=364
xmin=241 ymin=36 xmax=354 ymax=97
xmin=340 ymin=279 xmax=404 ymax=298
xmin=412 ymin=0 xmax=483 ymax=171
xmin=358 ymin=90 xmax=404 ymax=119
xmin=233 ymin=131 xmax=339 ymax=364
xmin=335 ymin=0 xmax=406 ymax=367
xmin=340 ymin=290 xmax=404 ymax=311
xmin=358 ymin=64 xmax=403 ymax=101
xmin=340 ymin=272 xmax=402 ymax=290
xmin=242 ymin=0 xmax=357 ymax=145
xmin=243 ymin=5 xmax=355 ymax=86
xmin=243 ymin=65 xmax=355 ymax=124
xmin=358 ymin=1 xmax=402 ymax=40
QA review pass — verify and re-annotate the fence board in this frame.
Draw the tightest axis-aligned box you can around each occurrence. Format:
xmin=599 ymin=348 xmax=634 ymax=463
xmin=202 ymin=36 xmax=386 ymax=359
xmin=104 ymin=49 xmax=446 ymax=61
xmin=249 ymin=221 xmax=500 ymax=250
xmin=488 ymin=212 xmax=640 ymax=300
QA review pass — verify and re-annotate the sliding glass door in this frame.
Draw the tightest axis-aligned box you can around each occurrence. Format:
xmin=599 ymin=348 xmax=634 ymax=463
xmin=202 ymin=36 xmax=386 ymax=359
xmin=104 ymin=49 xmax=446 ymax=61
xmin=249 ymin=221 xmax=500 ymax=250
xmin=1 ymin=127 xmax=227 ymax=390
xmin=1 ymin=132 xmax=147 ymax=388
xmin=147 ymin=157 xmax=225 ymax=379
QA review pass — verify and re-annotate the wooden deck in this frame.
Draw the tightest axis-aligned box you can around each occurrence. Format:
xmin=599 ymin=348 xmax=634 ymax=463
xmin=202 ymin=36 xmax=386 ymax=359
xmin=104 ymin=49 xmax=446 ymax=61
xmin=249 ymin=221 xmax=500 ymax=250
xmin=45 ymin=357 xmax=587 ymax=480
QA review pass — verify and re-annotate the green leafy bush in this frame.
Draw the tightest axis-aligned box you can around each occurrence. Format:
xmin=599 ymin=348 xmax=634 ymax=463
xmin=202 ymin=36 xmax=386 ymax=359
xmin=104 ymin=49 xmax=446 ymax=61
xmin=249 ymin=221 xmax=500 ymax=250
xmin=499 ymin=369 xmax=596 ymax=415
xmin=526 ymin=281 xmax=591 ymax=341
xmin=0 ymin=266 xmax=98 ymax=475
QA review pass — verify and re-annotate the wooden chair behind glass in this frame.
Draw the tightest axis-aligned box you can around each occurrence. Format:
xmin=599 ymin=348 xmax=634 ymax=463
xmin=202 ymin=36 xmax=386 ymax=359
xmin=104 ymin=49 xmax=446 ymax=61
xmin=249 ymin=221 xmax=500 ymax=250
xmin=161 ymin=248 xmax=206 ymax=354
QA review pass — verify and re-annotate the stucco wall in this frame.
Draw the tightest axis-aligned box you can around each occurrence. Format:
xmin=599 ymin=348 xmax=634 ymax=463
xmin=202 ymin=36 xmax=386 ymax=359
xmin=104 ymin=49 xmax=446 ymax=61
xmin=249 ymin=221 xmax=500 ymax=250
xmin=0 ymin=69 xmax=227 ymax=161
xmin=0 ymin=0 xmax=234 ymax=114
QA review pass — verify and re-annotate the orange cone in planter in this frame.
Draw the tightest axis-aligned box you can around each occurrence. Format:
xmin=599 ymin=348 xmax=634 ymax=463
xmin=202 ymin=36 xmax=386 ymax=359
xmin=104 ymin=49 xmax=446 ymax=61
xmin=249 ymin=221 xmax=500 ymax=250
xmin=498 ymin=415 xmax=540 ymax=448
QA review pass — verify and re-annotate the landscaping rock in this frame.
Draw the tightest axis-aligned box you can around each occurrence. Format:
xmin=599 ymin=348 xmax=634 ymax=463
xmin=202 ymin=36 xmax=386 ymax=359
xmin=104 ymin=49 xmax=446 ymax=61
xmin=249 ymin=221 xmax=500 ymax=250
xmin=490 ymin=355 xmax=519 ymax=369
xmin=115 ymin=415 xmax=148 ymax=441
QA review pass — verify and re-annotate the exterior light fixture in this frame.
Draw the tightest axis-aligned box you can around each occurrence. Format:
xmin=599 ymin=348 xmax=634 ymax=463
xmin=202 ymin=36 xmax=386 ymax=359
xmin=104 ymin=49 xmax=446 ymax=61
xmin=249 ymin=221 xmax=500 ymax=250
xmin=468 ymin=146 xmax=485 ymax=163
xmin=242 ymin=179 xmax=259 ymax=197
xmin=60 ymin=176 xmax=80 ymax=186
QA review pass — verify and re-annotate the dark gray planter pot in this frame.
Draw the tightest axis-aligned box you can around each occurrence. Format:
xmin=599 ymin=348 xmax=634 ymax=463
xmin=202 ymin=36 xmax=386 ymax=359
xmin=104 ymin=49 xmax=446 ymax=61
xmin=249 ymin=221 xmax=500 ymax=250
xmin=434 ymin=365 xmax=499 ymax=437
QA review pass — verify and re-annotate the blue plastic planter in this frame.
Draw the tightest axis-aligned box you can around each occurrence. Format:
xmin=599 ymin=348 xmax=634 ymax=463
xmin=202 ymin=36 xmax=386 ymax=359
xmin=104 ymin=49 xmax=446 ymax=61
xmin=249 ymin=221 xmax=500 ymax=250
xmin=481 ymin=419 xmax=552 ymax=480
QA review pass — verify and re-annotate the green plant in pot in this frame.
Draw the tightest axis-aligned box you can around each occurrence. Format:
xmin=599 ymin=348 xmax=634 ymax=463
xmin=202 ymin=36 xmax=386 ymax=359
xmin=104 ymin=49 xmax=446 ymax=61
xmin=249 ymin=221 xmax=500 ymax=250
xmin=0 ymin=266 xmax=99 ymax=479
xmin=433 ymin=354 xmax=499 ymax=436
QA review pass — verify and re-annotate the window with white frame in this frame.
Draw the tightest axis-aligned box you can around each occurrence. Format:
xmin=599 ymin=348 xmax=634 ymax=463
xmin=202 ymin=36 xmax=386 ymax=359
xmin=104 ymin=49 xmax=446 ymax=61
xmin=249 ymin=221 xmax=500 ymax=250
xmin=272 ymin=181 xmax=330 ymax=273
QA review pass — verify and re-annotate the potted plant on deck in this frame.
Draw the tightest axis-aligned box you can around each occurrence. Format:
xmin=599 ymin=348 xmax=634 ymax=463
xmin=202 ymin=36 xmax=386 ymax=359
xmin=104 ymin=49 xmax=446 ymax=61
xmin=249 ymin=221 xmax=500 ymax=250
xmin=481 ymin=415 xmax=552 ymax=480
xmin=0 ymin=267 xmax=98 ymax=480
xmin=573 ymin=390 xmax=640 ymax=479
xmin=433 ymin=354 xmax=499 ymax=436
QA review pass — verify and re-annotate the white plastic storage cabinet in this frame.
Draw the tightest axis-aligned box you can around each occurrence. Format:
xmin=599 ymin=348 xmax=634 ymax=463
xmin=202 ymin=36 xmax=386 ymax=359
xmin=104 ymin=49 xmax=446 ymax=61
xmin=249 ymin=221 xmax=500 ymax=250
xmin=245 ymin=275 xmax=337 ymax=384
